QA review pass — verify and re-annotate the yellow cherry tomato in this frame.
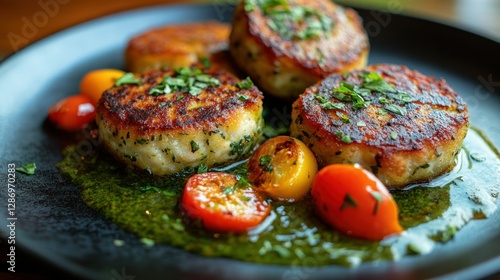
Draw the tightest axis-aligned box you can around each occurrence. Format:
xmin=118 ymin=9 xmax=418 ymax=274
xmin=80 ymin=69 xmax=125 ymax=104
xmin=247 ymin=136 xmax=318 ymax=202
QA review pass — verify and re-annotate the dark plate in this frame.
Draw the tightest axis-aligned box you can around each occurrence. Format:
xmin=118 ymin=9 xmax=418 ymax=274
xmin=1 ymin=3 xmax=499 ymax=280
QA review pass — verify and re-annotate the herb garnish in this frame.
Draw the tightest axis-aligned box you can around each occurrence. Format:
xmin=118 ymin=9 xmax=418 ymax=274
xmin=323 ymin=71 xmax=411 ymax=117
xmin=16 ymin=162 xmax=36 ymax=175
xmin=340 ymin=193 xmax=357 ymax=210
xmin=114 ymin=73 xmax=142 ymax=86
xmin=149 ymin=67 xmax=220 ymax=96
xmin=237 ymin=77 xmax=254 ymax=89
xmin=222 ymin=176 xmax=252 ymax=195
xmin=196 ymin=164 xmax=208 ymax=174
xmin=247 ymin=0 xmax=333 ymax=40
xmin=259 ymin=155 xmax=274 ymax=171
xmin=190 ymin=140 xmax=200 ymax=153
xmin=359 ymin=71 xmax=396 ymax=93
xmin=390 ymin=131 xmax=398 ymax=140
xmin=385 ymin=104 xmax=407 ymax=116
xmin=369 ymin=191 xmax=383 ymax=215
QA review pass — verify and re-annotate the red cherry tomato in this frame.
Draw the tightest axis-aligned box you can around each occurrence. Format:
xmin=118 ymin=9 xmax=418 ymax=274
xmin=311 ymin=164 xmax=403 ymax=241
xmin=181 ymin=172 xmax=270 ymax=233
xmin=48 ymin=95 xmax=96 ymax=131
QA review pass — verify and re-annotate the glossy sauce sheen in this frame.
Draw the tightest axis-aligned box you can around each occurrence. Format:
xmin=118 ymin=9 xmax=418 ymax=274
xmin=57 ymin=128 xmax=499 ymax=266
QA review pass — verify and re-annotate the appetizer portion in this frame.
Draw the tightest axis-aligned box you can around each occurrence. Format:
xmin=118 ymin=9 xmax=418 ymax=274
xmin=290 ymin=64 xmax=469 ymax=188
xmin=230 ymin=0 xmax=369 ymax=99
xmin=97 ymin=66 xmax=264 ymax=175
xmin=126 ymin=21 xmax=232 ymax=73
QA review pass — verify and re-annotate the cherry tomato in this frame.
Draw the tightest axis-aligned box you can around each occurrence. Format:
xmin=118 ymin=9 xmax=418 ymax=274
xmin=48 ymin=95 xmax=96 ymax=131
xmin=80 ymin=69 xmax=125 ymax=104
xmin=248 ymin=136 xmax=318 ymax=202
xmin=311 ymin=164 xmax=403 ymax=241
xmin=181 ymin=172 xmax=270 ymax=233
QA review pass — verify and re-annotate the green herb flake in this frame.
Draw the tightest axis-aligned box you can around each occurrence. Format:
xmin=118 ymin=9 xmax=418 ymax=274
xmin=357 ymin=120 xmax=366 ymax=127
xmin=340 ymin=193 xmax=357 ymax=210
xmin=140 ymin=237 xmax=155 ymax=248
xmin=190 ymin=140 xmax=200 ymax=153
xmin=149 ymin=66 xmax=220 ymax=96
xmin=197 ymin=164 xmax=208 ymax=174
xmin=390 ymin=131 xmax=398 ymax=140
xmin=259 ymin=155 xmax=274 ymax=171
xmin=113 ymin=239 xmax=125 ymax=247
xmin=114 ymin=73 xmax=142 ymax=86
xmin=259 ymin=155 xmax=272 ymax=166
xmin=16 ymin=162 xmax=36 ymax=175
xmin=385 ymin=104 xmax=407 ymax=116
xmin=234 ymin=176 xmax=251 ymax=189
xmin=238 ymin=95 xmax=250 ymax=101
xmin=359 ymin=71 xmax=396 ymax=93
xmin=341 ymin=134 xmax=352 ymax=144
xmin=369 ymin=191 xmax=383 ymax=215
xmin=237 ymin=76 xmax=254 ymax=89
xmin=201 ymin=57 xmax=211 ymax=68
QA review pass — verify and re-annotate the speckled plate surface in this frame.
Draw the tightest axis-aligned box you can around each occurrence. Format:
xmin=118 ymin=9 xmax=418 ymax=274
xmin=0 ymin=4 xmax=499 ymax=280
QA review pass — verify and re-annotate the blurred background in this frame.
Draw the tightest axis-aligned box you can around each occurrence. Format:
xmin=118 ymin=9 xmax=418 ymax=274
xmin=0 ymin=0 xmax=499 ymax=61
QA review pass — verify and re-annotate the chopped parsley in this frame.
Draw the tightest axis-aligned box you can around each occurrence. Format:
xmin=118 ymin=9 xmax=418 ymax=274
xmin=114 ymin=73 xmax=142 ymax=86
xmin=390 ymin=131 xmax=398 ymax=140
xmin=340 ymin=194 xmax=357 ymax=210
xmin=190 ymin=140 xmax=200 ymax=153
xmin=197 ymin=164 xmax=208 ymax=174
xmin=237 ymin=76 xmax=254 ymax=89
xmin=385 ymin=104 xmax=407 ymax=116
xmin=222 ymin=176 xmax=252 ymax=195
xmin=359 ymin=71 xmax=396 ymax=93
xmin=16 ymin=162 xmax=36 ymax=175
xmin=149 ymin=67 xmax=220 ymax=96
xmin=369 ymin=191 xmax=383 ymax=215
xmin=259 ymin=155 xmax=274 ymax=171
xmin=247 ymin=0 xmax=333 ymax=40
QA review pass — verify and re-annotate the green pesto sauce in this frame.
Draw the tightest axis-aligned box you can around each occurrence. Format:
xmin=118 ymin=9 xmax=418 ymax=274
xmin=56 ymin=128 xmax=500 ymax=266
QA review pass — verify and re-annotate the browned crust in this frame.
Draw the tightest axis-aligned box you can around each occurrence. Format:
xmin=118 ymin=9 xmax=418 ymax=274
xmin=125 ymin=21 xmax=231 ymax=72
xmin=97 ymin=67 xmax=263 ymax=134
xmin=126 ymin=21 xmax=229 ymax=56
xmin=242 ymin=0 xmax=369 ymax=78
xmin=293 ymin=64 xmax=469 ymax=153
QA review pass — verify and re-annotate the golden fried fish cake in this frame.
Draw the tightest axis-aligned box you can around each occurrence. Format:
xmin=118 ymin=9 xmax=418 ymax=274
xmin=290 ymin=64 xmax=469 ymax=188
xmin=230 ymin=0 xmax=369 ymax=99
xmin=97 ymin=66 xmax=264 ymax=175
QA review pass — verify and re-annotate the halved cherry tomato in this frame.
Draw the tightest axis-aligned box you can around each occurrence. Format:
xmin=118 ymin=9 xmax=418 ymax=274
xmin=311 ymin=164 xmax=403 ymax=241
xmin=48 ymin=95 xmax=96 ymax=131
xmin=247 ymin=136 xmax=318 ymax=202
xmin=80 ymin=69 xmax=125 ymax=105
xmin=181 ymin=172 xmax=270 ymax=233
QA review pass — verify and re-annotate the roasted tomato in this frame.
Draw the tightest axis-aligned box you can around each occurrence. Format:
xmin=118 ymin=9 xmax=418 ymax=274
xmin=80 ymin=69 xmax=125 ymax=104
xmin=181 ymin=172 xmax=270 ymax=233
xmin=311 ymin=164 xmax=403 ymax=241
xmin=48 ymin=94 xmax=96 ymax=131
xmin=247 ymin=136 xmax=318 ymax=202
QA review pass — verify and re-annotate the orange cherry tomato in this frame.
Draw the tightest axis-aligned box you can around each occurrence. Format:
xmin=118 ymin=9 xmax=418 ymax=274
xmin=48 ymin=95 xmax=96 ymax=131
xmin=80 ymin=69 xmax=125 ymax=105
xmin=311 ymin=164 xmax=403 ymax=241
xmin=181 ymin=172 xmax=270 ymax=233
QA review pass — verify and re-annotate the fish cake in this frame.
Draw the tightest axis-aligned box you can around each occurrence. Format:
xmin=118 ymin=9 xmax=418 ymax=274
xmin=230 ymin=0 xmax=369 ymax=99
xmin=97 ymin=66 xmax=264 ymax=175
xmin=290 ymin=64 xmax=469 ymax=188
